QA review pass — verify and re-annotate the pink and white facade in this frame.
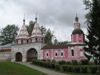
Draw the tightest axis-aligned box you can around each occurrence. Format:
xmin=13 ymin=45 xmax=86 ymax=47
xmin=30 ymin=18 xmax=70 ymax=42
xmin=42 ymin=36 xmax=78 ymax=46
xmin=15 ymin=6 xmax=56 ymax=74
xmin=42 ymin=15 xmax=86 ymax=61
xmin=12 ymin=15 xmax=86 ymax=62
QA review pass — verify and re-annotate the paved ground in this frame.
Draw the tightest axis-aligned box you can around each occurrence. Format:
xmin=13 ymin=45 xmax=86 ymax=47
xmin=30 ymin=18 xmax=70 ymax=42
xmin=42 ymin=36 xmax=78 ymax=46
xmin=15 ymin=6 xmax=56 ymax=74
xmin=17 ymin=62 xmax=69 ymax=75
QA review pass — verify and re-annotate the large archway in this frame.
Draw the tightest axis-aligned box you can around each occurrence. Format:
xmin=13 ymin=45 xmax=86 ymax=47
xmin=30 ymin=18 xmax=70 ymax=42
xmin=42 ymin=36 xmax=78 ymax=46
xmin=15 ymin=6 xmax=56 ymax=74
xmin=16 ymin=52 xmax=22 ymax=62
xmin=27 ymin=48 xmax=37 ymax=62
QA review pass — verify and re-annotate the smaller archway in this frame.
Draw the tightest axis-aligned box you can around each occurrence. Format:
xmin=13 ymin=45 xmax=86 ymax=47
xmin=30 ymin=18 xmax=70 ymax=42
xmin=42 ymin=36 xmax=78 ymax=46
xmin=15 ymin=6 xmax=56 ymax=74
xmin=16 ymin=52 xmax=22 ymax=62
xmin=27 ymin=48 xmax=37 ymax=62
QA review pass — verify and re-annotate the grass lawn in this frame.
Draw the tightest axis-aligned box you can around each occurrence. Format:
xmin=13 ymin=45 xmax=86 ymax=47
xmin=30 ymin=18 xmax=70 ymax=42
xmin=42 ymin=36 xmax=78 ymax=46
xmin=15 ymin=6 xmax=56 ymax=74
xmin=0 ymin=62 xmax=47 ymax=75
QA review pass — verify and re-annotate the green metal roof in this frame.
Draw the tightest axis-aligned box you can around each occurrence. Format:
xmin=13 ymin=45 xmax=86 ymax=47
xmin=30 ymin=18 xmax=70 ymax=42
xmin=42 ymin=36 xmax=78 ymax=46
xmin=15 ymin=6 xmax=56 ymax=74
xmin=72 ymin=29 xmax=84 ymax=34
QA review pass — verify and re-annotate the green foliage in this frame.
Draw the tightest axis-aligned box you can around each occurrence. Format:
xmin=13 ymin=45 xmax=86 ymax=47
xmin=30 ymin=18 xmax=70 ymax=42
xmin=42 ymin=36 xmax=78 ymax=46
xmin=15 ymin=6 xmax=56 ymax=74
xmin=0 ymin=25 xmax=19 ymax=45
xmin=41 ymin=59 xmax=46 ymax=62
xmin=54 ymin=38 xmax=58 ymax=45
xmin=40 ymin=26 xmax=46 ymax=35
xmin=55 ymin=64 xmax=61 ymax=71
xmin=58 ymin=60 xmax=66 ymax=65
xmin=32 ymin=59 xmax=100 ymax=74
xmin=52 ymin=59 xmax=56 ymax=63
xmin=26 ymin=20 xmax=35 ymax=36
xmin=80 ymin=59 xmax=89 ymax=65
xmin=50 ymin=63 xmax=55 ymax=69
xmin=71 ymin=60 xmax=78 ymax=65
xmin=68 ymin=66 xmax=74 ymax=72
xmin=66 ymin=61 xmax=71 ymax=65
xmin=47 ymin=59 xmax=51 ymax=62
xmin=44 ymin=29 xmax=54 ymax=45
xmin=80 ymin=66 xmax=88 ymax=73
xmin=83 ymin=0 xmax=100 ymax=64
xmin=73 ymin=66 xmax=81 ymax=73
xmin=89 ymin=66 xmax=98 ymax=74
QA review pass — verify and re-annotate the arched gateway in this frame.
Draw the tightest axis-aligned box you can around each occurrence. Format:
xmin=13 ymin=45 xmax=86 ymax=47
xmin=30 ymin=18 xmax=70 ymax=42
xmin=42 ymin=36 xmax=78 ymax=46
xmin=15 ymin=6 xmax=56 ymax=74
xmin=27 ymin=48 xmax=37 ymax=62
xmin=16 ymin=52 xmax=22 ymax=62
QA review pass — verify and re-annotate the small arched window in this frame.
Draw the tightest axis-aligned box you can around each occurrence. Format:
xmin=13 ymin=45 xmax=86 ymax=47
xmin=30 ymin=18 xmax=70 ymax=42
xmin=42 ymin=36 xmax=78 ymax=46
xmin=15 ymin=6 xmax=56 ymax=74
xmin=61 ymin=52 xmax=63 ymax=56
xmin=71 ymin=50 xmax=74 ymax=56
xmin=55 ymin=53 xmax=57 ymax=56
xmin=47 ymin=53 xmax=48 ymax=56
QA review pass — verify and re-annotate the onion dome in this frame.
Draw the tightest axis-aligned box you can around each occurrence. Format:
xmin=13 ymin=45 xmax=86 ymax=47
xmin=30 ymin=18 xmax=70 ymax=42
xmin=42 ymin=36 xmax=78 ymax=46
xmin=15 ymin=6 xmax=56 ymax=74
xmin=72 ymin=29 xmax=84 ymax=34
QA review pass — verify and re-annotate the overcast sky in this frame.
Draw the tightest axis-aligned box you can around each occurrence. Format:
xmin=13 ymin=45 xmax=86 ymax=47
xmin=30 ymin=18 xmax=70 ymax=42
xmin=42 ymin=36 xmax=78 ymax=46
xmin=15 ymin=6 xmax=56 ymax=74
xmin=0 ymin=0 xmax=88 ymax=42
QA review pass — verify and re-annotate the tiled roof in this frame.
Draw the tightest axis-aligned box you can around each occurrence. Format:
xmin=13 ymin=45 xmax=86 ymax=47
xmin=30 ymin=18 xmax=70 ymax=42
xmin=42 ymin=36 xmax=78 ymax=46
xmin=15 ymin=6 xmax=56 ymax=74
xmin=42 ymin=44 xmax=86 ymax=50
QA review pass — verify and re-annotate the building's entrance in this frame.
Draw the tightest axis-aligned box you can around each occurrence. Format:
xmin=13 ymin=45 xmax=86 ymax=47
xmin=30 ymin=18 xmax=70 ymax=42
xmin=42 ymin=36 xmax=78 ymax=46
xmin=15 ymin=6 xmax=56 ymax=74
xmin=16 ymin=52 xmax=22 ymax=62
xmin=27 ymin=48 xmax=37 ymax=62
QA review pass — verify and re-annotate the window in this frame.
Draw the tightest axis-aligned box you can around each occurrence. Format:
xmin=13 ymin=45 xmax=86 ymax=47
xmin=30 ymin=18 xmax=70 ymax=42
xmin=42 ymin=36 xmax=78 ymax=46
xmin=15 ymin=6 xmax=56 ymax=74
xmin=80 ymin=52 xmax=83 ymax=56
xmin=71 ymin=50 xmax=74 ymax=56
xmin=32 ymin=38 xmax=35 ymax=42
xmin=55 ymin=53 xmax=57 ymax=56
xmin=38 ymin=38 xmax=41 ymax=42
xmin=61 ymin=53 xmax=63 ymax=56
xmin=47 ymin=53 xmax=48 ymax=56
xmin=45 ymin=51 xmax=49 ymax=58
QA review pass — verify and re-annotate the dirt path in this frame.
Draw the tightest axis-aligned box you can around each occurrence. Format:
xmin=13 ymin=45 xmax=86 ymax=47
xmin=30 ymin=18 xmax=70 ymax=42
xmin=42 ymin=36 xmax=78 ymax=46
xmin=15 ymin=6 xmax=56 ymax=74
xmin=17 ymin=62 xmax=69 ymax=75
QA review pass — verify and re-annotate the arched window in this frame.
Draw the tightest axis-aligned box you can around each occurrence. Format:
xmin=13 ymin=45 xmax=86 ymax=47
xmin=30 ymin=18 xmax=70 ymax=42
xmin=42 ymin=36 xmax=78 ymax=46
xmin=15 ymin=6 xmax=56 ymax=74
xmin=47 ymin=53 xmax=49 ymax=57
xmin=55 ymin=53 xmax=57 ymax=56
xmin=45 ymin=51 xmax=49 ymax=58
xmin=55 ymin=51 xmax=58 ymax=57
xmin=61 ymin=53 xmax=63 ymax=56
xmin=71 ymin=50 xmax=74 ymax=56
xmin=61 ymin=50 xmax=64 ymax=57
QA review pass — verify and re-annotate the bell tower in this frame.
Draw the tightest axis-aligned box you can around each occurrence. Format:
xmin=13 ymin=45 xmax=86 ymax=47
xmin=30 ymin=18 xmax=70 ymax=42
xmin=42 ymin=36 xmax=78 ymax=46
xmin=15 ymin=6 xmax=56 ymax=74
xmin=71 ymin=15 xmax=85 ymax=44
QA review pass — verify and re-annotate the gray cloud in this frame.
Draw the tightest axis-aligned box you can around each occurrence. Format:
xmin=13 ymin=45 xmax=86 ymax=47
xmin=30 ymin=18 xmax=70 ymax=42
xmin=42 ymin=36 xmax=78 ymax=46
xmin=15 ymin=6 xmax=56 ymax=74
xmin=0 ymin=0 xmax=88 ymax=41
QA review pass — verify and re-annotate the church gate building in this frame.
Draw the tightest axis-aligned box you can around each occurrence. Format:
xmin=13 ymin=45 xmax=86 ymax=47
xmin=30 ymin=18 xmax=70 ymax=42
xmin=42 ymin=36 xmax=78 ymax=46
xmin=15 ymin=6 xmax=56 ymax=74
xmin=11 ymin=15 xmax=86 ymax=62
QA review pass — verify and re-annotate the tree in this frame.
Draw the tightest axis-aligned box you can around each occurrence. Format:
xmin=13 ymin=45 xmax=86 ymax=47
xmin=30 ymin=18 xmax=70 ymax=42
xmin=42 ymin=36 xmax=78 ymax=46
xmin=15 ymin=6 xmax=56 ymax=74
xmin=26 ymin=20 xmax=35 ymax=36
xmin=40 ymin=26 xmax=46 ymax=35
xmin=54 ymin=38 xmax=58 ymax=45
xmin=0 ymin=25 xmax=19 ymax=45
xmin=44 ymin=29 xmax=54 ymax=45
xmin=83 ymin=0 xmax=100 ymax=64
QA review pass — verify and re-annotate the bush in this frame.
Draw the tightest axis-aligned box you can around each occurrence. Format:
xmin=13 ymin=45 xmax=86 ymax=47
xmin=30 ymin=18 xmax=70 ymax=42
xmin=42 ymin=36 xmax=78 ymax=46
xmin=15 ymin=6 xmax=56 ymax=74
xmin=66 ymin=61 xmax=71 ymax=65
xmin=39 ymin=61 xmax=44 ymax=66
xmin=80 ymin=59 xmax=89 ymax=65
xmin=41 ymin=59 xmax=46 ymax=62
xmin=73 ymin=66 xmax=80 ymax=73
xmin=80 ymin=66 xmax=87 ymax=73
xmin=62 ymin=65 xmax=66 ymax=71
xmin=94 ymin=59 xmax=97 ymax=65
xmin=52 ymin=59 xmax=56 ymax=63
xmin=58 ymin=60 xmax=66 ymax=65
xmin=71 ymin=60 xmax=77 ymax=65
xmin=89 ymin=66 xmax=98 ymax=74
xmin=47 ymin=59 xmax=51 ymax=62
xmin=68 ymin=66 xmax=74 ymax=72
xmin=55 ymin=64 xmax=61 ymax=71
xmin=50 ymin=63 xmax=55 ymax=69
xmin=99 ymin=67 xmax=100 ymax=73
